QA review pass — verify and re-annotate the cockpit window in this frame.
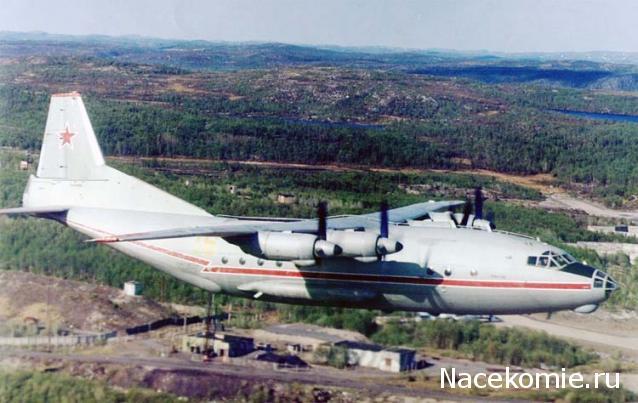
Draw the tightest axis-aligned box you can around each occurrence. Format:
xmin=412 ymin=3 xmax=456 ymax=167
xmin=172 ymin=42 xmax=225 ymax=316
xmin=527 ymin=251 xmax=577 ymax=269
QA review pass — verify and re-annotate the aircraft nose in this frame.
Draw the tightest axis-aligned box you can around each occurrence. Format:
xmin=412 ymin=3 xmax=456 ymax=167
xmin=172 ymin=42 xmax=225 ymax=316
xmin=570 ymin=266 xmax=618 ymax=314
xmin=592 ymin=268 xmax=619 ymax=300
xmin=561 ymin=262 xmax=618 ymax=301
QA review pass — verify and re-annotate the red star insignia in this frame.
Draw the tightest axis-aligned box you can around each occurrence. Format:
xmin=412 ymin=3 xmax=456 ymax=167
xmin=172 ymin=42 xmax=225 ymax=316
xmin=59 ymin=125 xmax=75 ymax=146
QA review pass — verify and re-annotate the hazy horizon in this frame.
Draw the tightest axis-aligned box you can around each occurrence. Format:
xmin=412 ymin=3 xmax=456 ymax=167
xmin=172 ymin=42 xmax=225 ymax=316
xmin=2 ymin=0 xmax=638 ymax=53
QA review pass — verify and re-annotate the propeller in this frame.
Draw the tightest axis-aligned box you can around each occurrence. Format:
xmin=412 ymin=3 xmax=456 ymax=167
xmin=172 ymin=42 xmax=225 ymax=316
xmin=380 ymin=200 xmax=389 ymax=238
xmin=474 ymin=187 xmax=484 ymax=220
xmin=377 ymin=200 xmax=403 ymax=256
xmin=317 ymin=201 xmax=327 ymax=240
xmin=315 ymin=200 xmax=401 ymax=258
xmin=455 ymin=187 xmax=495 ymax=229
xmin=459 ymin=198 xmax=472 ymax=226
xmin=315 ymin=201 xmax=341 ymax=257
xmin=486 ymin=211 xmax=496 ymax=230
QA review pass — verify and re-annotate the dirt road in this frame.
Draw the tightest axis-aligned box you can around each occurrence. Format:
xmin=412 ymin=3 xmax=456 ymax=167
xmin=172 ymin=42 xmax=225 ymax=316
xmin=498 ymin=315 xmax=638 ymax=357
xmin=540 ymin=193 xmax=638 ymax=219
xmin=107 ymin=155 xmax=556 ymax=191
xmin=497 ymin=314 xmax=638 ymax=393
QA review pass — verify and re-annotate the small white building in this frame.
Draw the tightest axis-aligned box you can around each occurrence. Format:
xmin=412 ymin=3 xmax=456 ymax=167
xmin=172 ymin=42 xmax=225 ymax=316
xmin=277 ymin=193 xmax=297 ymax=205
xmin=588 ymin=225 xmax=638 ymax=238
xmin=334 ymin=340 xmax=416 ymax=373
xmin=123 ymin=281 xmax=143 ymax=296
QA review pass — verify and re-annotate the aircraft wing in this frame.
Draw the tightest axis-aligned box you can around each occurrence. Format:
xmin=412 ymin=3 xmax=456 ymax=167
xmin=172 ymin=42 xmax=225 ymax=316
xmin=0 ymin=206 xmax=69 ymax=217
xmin=89 ymin=200 xmax=464 ymax=242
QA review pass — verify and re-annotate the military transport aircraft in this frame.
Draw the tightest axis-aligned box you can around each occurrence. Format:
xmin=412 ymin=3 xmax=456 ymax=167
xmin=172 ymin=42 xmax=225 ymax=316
xmin=0 ymin=93 xmax=618 ymax=315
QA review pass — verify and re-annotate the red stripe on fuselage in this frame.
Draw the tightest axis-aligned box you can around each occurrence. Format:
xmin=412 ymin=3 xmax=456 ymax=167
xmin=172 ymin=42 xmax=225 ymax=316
xmin=202 ymin=266 xmax=591 ymax=290
xmin=68 ymin=219 xmax=210 ymax=266
xmin=67 ymin=219 xmax=591 ymax=291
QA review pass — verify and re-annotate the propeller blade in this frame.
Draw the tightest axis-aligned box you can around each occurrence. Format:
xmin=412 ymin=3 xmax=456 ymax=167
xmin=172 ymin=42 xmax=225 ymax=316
xmin=474 ymin=187 xmax=484 ymax=220
xmin=448 ymin=206 xmax=460 ymax=226
xmin=380 ymin=201 xmax=389 ymax=238
xmin=317 ymin=201 xmax=327 ymax=240
xmin=460 ymin=198 xmax=472 ymax=226
xmin=486 ymin=211 xmax=496 ymax=229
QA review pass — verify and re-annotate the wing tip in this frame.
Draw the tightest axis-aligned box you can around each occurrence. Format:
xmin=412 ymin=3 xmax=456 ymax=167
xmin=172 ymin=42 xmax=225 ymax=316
xmin=85 ymin=236 xmax=120 ymax=244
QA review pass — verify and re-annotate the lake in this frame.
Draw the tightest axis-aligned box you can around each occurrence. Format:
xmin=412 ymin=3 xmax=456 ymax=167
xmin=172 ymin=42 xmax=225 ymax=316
xmin=551 ymin=109 xmax=638 ymax=123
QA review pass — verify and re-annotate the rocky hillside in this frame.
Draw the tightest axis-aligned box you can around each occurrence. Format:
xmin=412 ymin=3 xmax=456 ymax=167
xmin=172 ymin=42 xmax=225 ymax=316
xmin=0 ymin=271 xmax=173 ymax=335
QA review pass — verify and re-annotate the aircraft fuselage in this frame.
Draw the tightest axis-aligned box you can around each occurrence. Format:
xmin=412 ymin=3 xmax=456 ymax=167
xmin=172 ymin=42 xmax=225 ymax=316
xmin=64 ymin=207 xmax=613 ymax=315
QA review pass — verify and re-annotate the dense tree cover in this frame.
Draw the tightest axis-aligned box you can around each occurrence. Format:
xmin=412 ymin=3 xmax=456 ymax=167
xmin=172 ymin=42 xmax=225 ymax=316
xmin=116 ymin=158 xmax=542 ymax=216
xmin=3 ymin=74 xmax=638 ymax=207
xmin=0 ymin=85 xmax=451 ymax=167
xmin=372 ymin=319 xmax=596 ymax=368
xmin=5 ymin=40 xmax=638 ymax=208
xmin=0 ymin=371 xmax=177 ymax=403
xmin=484 ymin=203 xmax=628 ymax=244
xmin=482 ymin=84 xmax=638 ymax=116
xmin=4 ymin=50 xmax=638 ymax=208
xmin=278 ymin=305 xmax=378 ymax=336
xmin=411 ymin=66 xmax=613 ymax=87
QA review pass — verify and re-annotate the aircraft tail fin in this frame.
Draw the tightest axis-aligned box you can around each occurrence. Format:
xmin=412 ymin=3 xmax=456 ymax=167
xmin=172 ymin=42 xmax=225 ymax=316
xmin=22 ymin=93 xmax=210 ymax=217
xmin=36 ymin=92 xmax=106 ymax=180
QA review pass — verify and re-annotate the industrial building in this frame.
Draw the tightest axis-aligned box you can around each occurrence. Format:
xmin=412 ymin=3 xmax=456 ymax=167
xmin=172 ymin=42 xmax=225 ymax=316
xmin=334 ymin=340 xmax=416 ymax=373
xmin=182 ymin=332 xmax=254 ymax=358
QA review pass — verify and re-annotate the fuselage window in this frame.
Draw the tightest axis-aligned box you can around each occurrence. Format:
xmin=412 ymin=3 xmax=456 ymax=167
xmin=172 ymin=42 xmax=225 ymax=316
xmin=529 ymin=252 xmax=576 ymax=269
xmin=563 ymin=254 xmax=576 ymax=263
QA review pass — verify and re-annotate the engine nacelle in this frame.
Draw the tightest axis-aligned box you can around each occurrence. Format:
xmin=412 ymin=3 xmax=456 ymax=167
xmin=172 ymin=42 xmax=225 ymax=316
xmin=257 ymin=232 xmax=340 ymax=261
xmin=326 ymin=230 xmax=403 ymax=257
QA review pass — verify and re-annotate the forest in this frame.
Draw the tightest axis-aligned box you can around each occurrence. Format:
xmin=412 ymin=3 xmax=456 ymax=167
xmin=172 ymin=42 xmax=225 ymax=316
xmin=3 ymin=45 xmax=638 ymax=206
